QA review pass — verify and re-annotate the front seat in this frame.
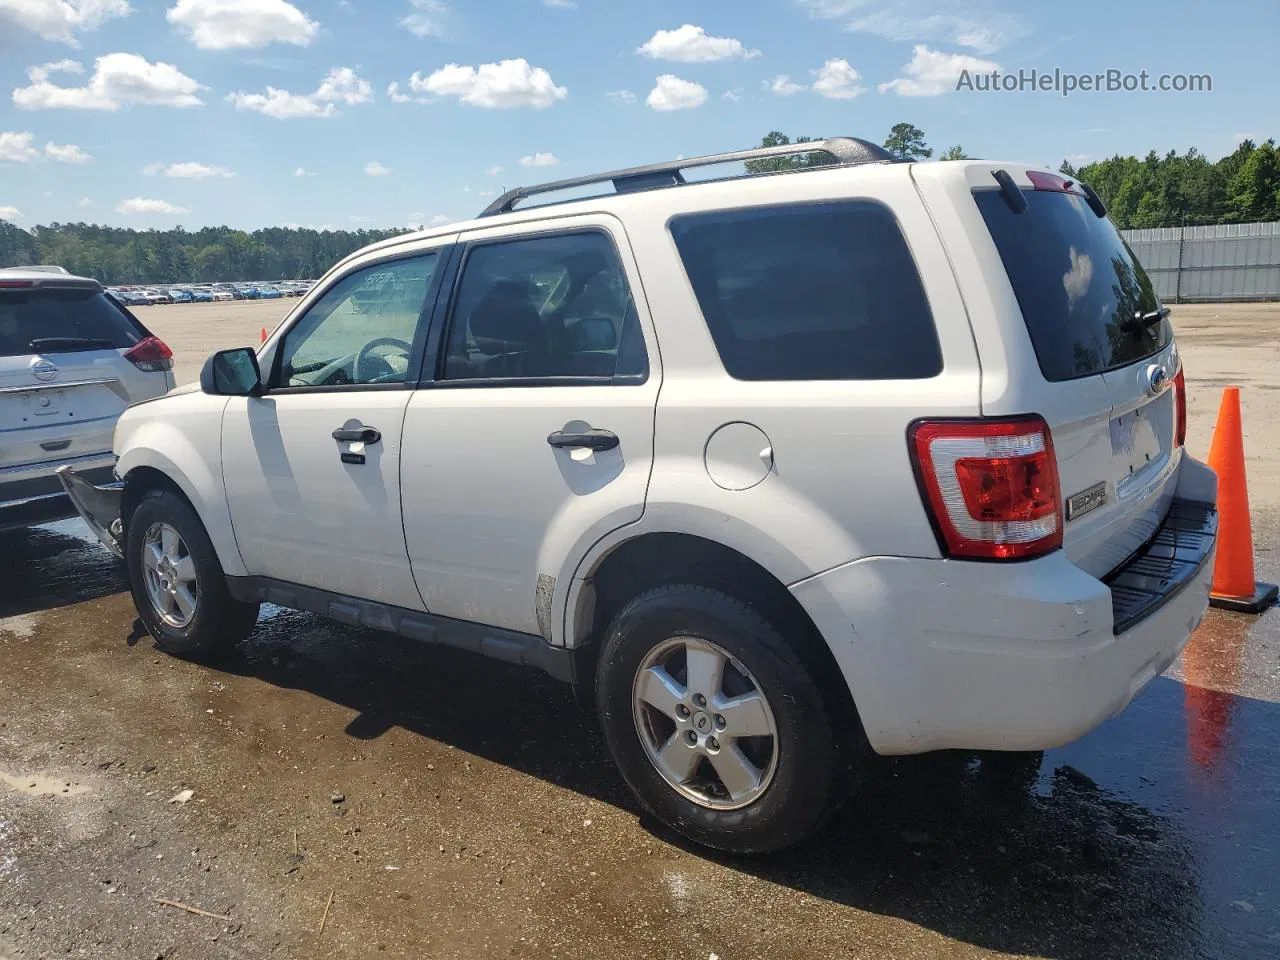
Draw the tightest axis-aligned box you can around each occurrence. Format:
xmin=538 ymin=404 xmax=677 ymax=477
xmin=463 ymin=280 xmax=549 ymax=379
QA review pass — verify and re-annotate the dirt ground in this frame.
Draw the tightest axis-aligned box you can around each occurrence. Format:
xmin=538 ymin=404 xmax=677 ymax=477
xmin=2 ymin=300 xmax=1278 ymax=960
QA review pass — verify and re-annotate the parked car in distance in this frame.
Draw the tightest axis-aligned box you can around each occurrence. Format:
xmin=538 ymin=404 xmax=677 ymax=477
xmin=1 ymin=266 xmax=174 ymax=531
xmin=61 ymin=138 xmax=1216 ymax=855
xmin=168 ymin=289 xmax=193 ymax=304
xmin=190 ymin=288 xmax=214 ymax=303
xmin=235 ymin=285 xmax=260 ymax=300
xmin=257 ymin=286 xmax=282 ymax=300
xmin=211 ymin=289 xmax=234 ymax=302
xmin=142 ymin=289 xmax=172 ymax=305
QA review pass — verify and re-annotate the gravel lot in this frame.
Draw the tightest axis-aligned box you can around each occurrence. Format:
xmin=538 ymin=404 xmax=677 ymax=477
xmin=2 ymin=299 xmax=1278 ymax=960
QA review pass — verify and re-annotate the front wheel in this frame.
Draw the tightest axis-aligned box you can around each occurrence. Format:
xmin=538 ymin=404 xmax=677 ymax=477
xmin=126 ymin=488 xmax=259 ymax=657
xmin=596 ymin=584 xmax=843 ymax=854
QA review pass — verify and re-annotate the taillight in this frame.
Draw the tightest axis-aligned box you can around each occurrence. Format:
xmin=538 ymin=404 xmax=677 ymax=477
xmin=0 ymin=279 xmax=35 ymax=288
xmin=123 ymin=335 xmax=173 ymax=373
xmin=1173 ymin=367 xmax=1187 ymax=447
xmin=909 ymin=416 xmax=1063 ymax=561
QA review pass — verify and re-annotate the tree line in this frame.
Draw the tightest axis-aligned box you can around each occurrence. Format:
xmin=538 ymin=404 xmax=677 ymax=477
xmin=3 ymin=126 xmax=1277 ymax=284
xmin=753 ymin=126 xmax=1280 ymax=229
xmin=0 ymin=221 xmax=408 ymax=285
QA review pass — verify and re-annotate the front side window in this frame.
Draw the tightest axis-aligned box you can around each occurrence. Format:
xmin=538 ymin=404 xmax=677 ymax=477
xmin=441 ymin=231 xmax=647 ymax=383
xmin=670 ymin=201 xmax=942 ymax=381
xmin=274 ymin=253 xmax=438 ymax=388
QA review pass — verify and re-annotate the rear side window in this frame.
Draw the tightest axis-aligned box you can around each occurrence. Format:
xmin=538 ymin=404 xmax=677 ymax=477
xmin=669 ymin=201 xmax=942 ymax=381
xmin=974 ymin=188 xmax=1169 ymax=382
xmin=0 ymin=287 xmax=143 ymax=357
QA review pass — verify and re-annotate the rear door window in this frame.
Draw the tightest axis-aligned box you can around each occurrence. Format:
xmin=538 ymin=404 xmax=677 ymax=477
xmin=669 ymin=201 xmax=942 ymax=381
xmin=973 ymin=188 xmax=1169 ymax=382
xmin=0 ymin=287 xmax=143 ymax=357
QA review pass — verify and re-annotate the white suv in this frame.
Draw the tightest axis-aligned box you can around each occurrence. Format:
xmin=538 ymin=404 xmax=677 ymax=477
xmin=61 ymin=138 xmax=1217 ymax=853
xmin=1 ymin=268 xmax=174 ymax=532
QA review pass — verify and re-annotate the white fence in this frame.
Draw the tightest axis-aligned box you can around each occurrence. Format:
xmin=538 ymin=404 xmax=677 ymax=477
xmin=1121 ymin=220 xmax=1280 ymax=303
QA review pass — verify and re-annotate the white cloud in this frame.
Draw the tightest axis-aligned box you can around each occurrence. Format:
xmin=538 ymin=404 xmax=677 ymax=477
xmin=144 ymin=160 xmax=233 ymax=178
xmin=409 ymin=58 xmax=566 ymax=109
xmin=400 ymin=0 xmax=446 ymax=37
xmin=721 ymin=88 xmax=742 ymax=102
xmin=485 ymin=164 xmax=503 ymax=176
xmin=606 ymin=89 xmax=637 ymax=104
xmin=428 ymin=214 xmax=451 ymax=226
xmin=768 ymin=75 xmax=806 ymax=96
xmin=364 ymin=160 xmax=390 ymax=176
xmin=386 ymin=80 xmax=428 ymax=104
xmin=0 ymin=131 xmax=41 ymax=163
xmin=0 ymin=205 xmax=24 ymax=220
xmin=227 ymin=66 xmax=371 ymax=118
xmin=811 ymin=58 xmax=864 ymax=99
xmin=293 ymin=166 xmax=313 ymax=176
xmin=116 ymin=196 xmax=189 ymax=214
xmin=637 ymin=24 xmax=760 ymax=62
xmin=45 ymin=140 xmax=91 ymax=162
xmin=166 ymin=0 xmax=318 ymax=49
xmin=0 ymin=0 xmax=132 ymax=46
xmin=349 ymin=215 xmax=373 ymax=223
xmin=879 ymin=44 xmax=1000 ymax=96
xmin=646 ymin=74 xmax=707 ymax=111
xmin=77 ymin=196 xmax=92 ymax=206
xmin=542 ymin=0 xmax=574 ymax=6
xmin=13 ymin=54 xmax=204 ymax=110
xmin=796 ymin=0 xmax=1025 ymax=55
xmin=519 ymin=152 xmax=558 ymax=168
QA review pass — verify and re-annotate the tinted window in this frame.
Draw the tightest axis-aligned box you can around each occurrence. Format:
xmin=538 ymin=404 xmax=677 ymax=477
xmin=669 ymin=201 xmax=941 ymax=381
xmin=0 ymin=287 xmax=143 ymax=357
xmin=276 ymin=253 xmax=437 ymax=387
xmin=442 ymin=232 xmax=647 ymax=383
xmin=974 ymin=188 xmax=1169 ymax=382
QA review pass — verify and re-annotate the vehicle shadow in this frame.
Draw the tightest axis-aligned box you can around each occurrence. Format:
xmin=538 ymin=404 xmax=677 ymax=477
xmin=207 ymin=607 xmax=1260 ymax=960
xmin=0 ymin=521 xmax=128 ymax=618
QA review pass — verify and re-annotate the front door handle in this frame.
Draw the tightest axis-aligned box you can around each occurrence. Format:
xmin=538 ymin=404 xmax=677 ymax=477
xmin=332 ymin=425 xmax=381 ymax=444
xmin=547 ymin=428 xmax=619 ymax=451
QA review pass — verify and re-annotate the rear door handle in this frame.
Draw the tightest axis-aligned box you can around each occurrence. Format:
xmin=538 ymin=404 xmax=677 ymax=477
xmin=546 ymin=428 xmax=619 ymax=451
xmin=332 ymin=425 xmax=381 ymax=444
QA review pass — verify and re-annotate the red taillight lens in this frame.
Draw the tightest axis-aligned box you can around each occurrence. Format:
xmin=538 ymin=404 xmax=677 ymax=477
xmin=0 ymin=279 xmax=35 ymax=288
xmin=909 ymin=417 xmax=1063 ymax=560
xmin=1025 ymin=170 xmax=1086 ymax=196
xmin=123 ymin=335 xmax=173 ymax=373
xmin=1173 ymin=367 xmax=1187 ymax=447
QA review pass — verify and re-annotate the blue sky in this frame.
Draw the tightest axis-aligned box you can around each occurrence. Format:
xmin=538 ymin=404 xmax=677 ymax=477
xmin=0 ymin=0 xmax=1275 ymax=231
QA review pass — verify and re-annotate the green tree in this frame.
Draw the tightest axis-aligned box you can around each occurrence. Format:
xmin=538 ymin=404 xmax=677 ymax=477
xmin=1227 ymin=140 xmax=1280 ymax=221
xmin=940 ymin=145 xmax=968 ymax=161
xmin=883 ymin=122 xmax=932 ymax=160
xmin=744 ymin=131 xmax=829 ymax=173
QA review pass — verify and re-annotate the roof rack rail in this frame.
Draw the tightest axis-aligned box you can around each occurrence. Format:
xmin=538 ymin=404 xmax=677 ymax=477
xmin=478 ymin=136 xmax=897 ymax=218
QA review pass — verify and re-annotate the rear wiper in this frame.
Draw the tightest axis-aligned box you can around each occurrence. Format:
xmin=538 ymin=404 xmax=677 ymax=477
xmin=29 ymin=336 xmax=115 ymax=353
xmin=1134 ymin=306 xmax=1171 ymax=327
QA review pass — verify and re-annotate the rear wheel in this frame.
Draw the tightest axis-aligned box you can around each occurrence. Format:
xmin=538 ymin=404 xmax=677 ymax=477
xmin=596 ymin=584 xmax=844 ymax=853
xmin=126 ymin=489 xmax=259 ymax=657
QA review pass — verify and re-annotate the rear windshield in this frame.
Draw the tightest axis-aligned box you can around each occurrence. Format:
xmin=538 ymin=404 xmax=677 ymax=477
xmin=669 ymin=201 xmax=942 ymax=381
xmin=0 ymin=286 xmax=143 ymax=357
xmin=974 ymin=188 xmax=1170 ymax=382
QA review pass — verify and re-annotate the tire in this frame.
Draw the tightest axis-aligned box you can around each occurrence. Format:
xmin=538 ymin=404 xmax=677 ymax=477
xmin=126 ymin=488 xmax=259 ymax=658
xmin=596 ymin=584 xmax=842 ymax=854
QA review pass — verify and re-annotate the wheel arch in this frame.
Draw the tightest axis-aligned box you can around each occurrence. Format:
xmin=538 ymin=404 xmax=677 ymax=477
xmin=565 ymin=530 xmax=862 ymax=741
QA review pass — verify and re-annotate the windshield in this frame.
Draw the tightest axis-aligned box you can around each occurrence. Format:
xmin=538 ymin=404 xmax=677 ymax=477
xmin=974 ymin=187 xmax=1170 ymax=382
xmin=0 ymin=286 xmax=144 ymax=357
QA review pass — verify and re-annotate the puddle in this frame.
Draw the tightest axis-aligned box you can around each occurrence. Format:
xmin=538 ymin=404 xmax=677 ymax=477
xmin=0 ymin=771 xmax=91 ymax=798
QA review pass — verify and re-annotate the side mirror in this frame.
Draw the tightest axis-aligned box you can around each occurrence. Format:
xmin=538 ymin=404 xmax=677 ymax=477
xmin=200 ymin=347 xmax=263 ymax=396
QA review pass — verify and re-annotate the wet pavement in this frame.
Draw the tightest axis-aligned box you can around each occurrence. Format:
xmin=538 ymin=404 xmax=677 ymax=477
xmin=2 ymin=515 xmax=1278 ymax=960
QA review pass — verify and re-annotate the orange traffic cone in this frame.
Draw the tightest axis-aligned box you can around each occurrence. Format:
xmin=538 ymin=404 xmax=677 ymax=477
xmin=260 ymin=326 xmax=268 ymax=343
xmin=1207 ymin=386 xmax=1278 ymax=613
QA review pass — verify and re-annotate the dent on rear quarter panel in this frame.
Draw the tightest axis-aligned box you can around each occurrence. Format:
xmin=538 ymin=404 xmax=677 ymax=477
xmin=114 ymin=393 xmax=244 ymax=576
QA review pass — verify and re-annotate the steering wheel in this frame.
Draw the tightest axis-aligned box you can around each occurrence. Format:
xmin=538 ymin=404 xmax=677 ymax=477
xmin=353 ymin=337 xmax=414 ymax=383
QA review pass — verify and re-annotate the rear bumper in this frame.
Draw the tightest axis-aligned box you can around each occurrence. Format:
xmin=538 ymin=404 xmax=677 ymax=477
xmin=0 ymin=460 xmax=116 ymax=533
xmin=792 ymin=456 xmax=1218 ymax=755
xmin=55 ymin=465 xmax=125 ymax=555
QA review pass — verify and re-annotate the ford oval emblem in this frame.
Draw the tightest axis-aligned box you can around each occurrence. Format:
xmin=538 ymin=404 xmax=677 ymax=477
xmin=30 ymin=358 xmax=58 ymax=382
xmin=1145 ymin=364 xmax=1168 ymax=397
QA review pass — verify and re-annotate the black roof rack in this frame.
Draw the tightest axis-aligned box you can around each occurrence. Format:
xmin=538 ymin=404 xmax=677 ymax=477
xmin=478 ymin=136 xmax=897 ymax=218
